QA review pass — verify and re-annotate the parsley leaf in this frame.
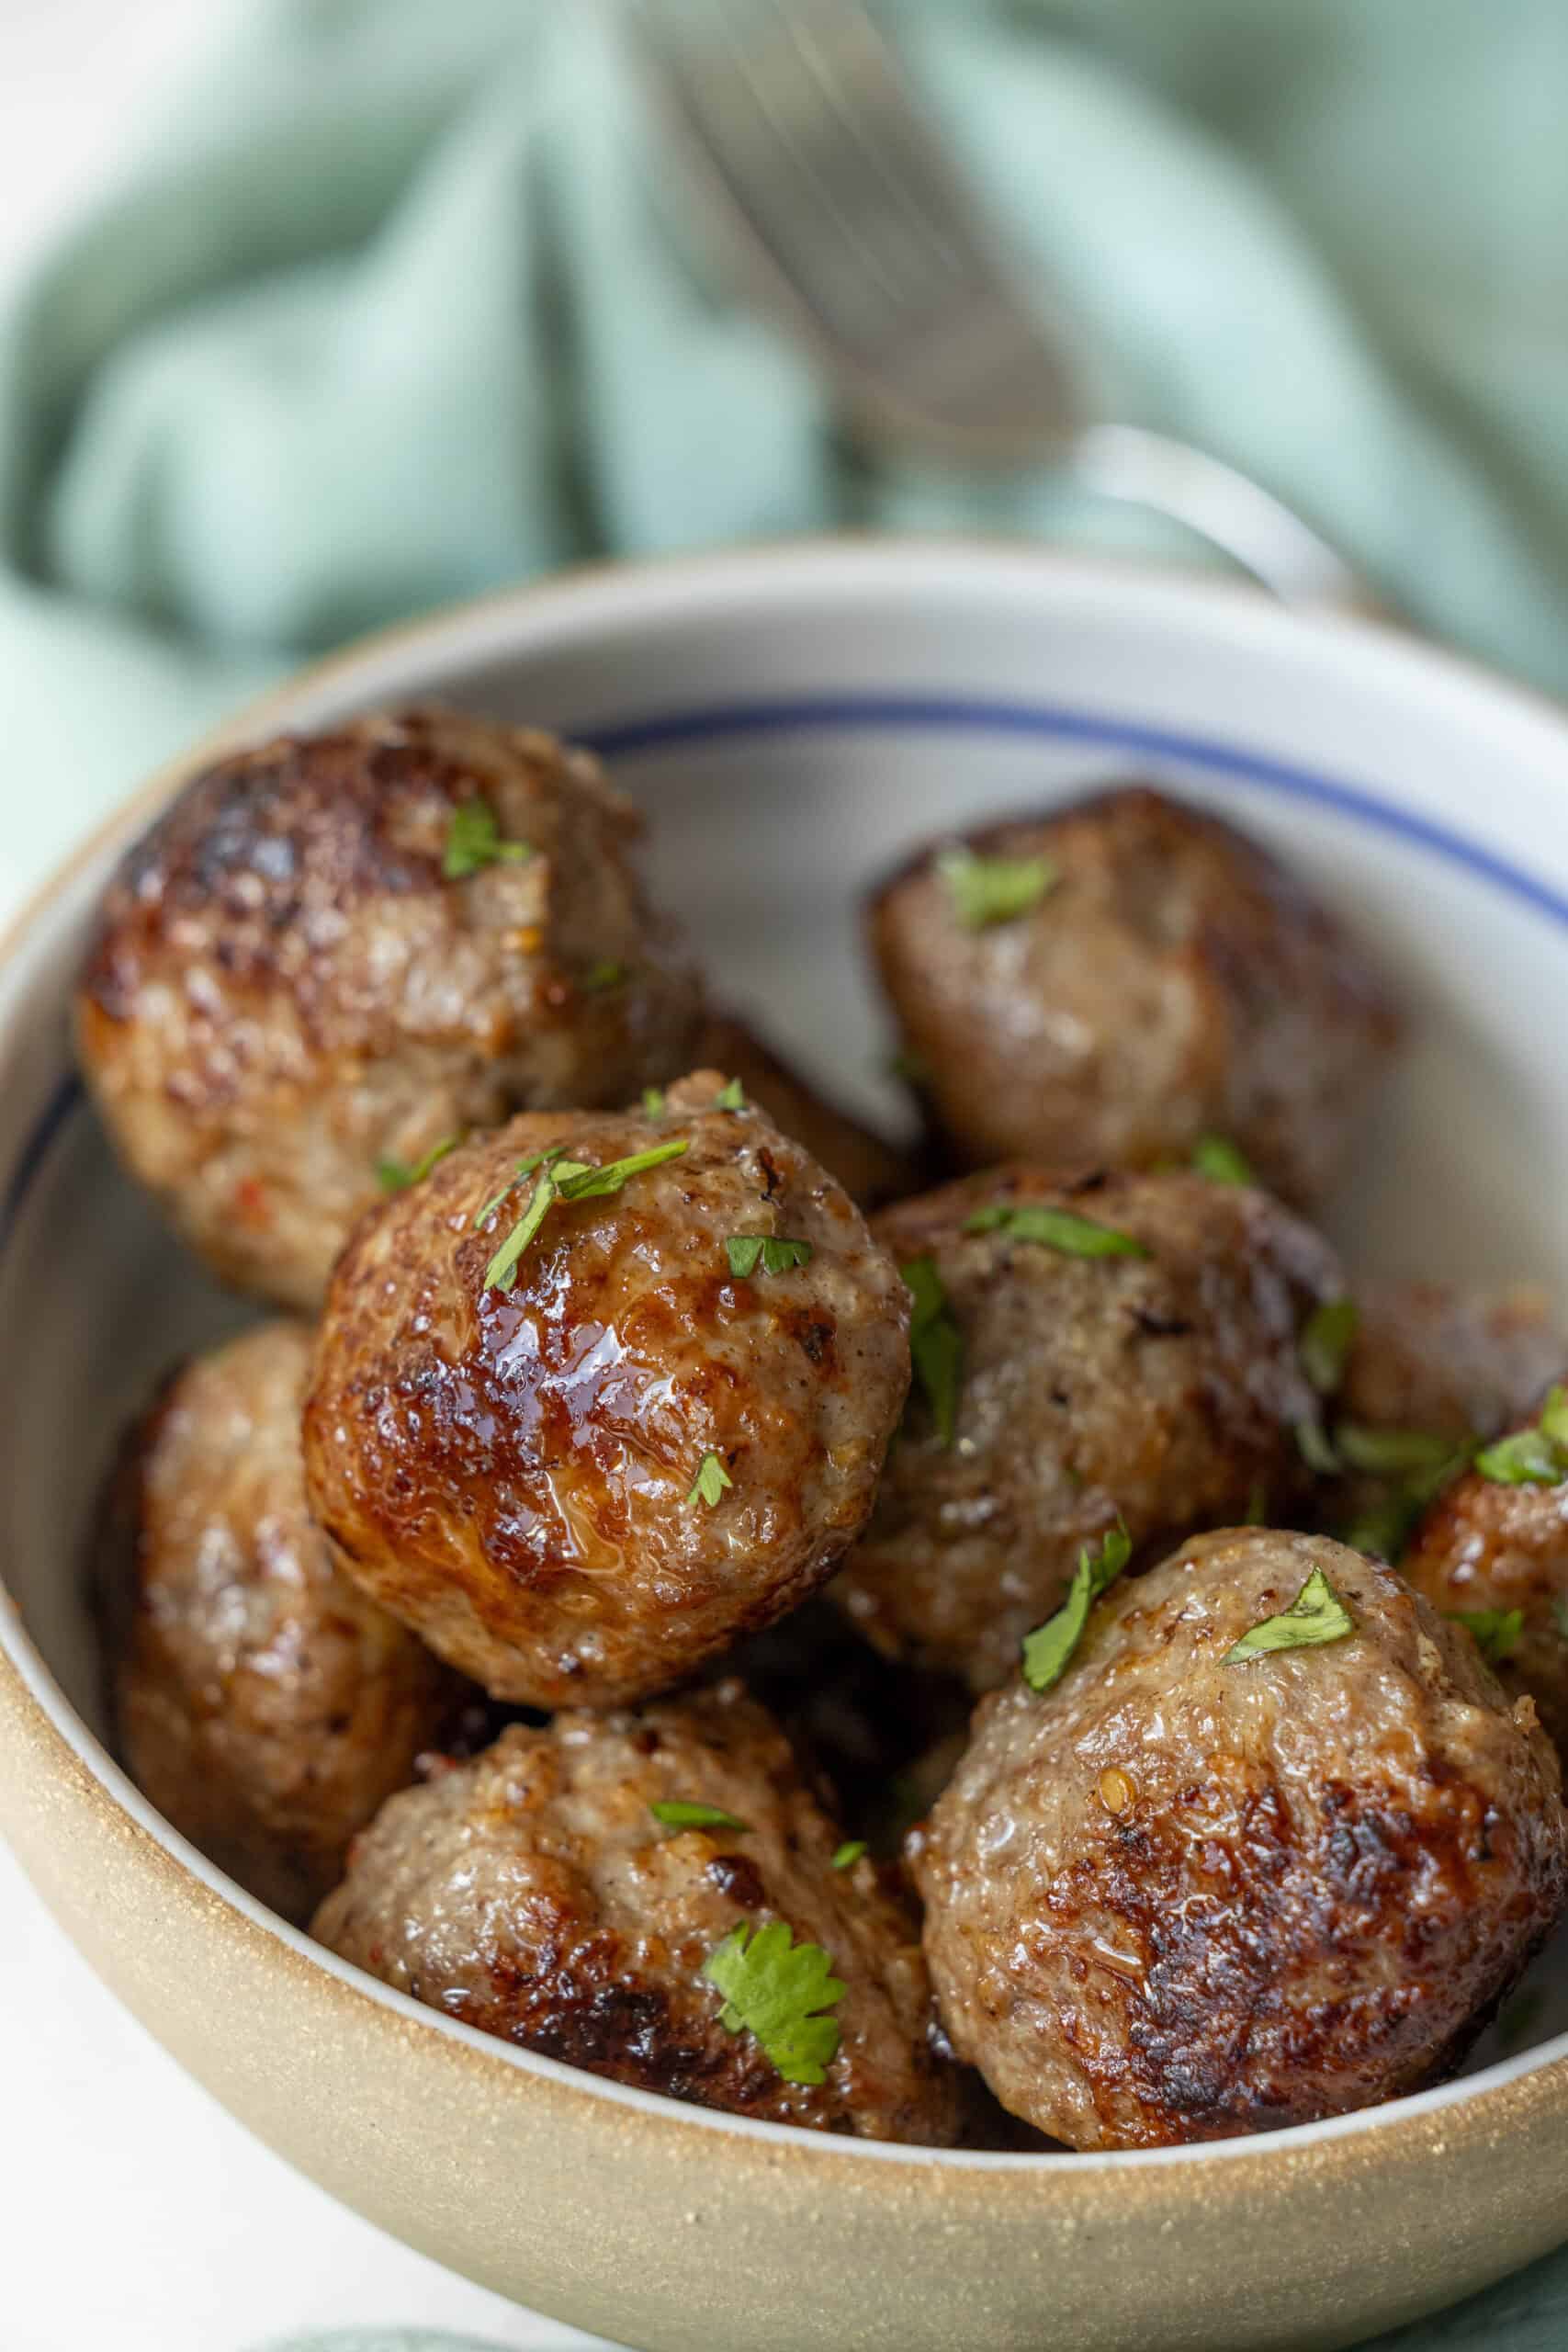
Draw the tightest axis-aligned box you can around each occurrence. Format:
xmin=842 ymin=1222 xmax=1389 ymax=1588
xmin=377 ymin=1134 xmax=463 ymax=1193
xmin=554 ymin=1140 xmax=688 ymax=1201
xmin=727 ymin=1234 xmax=813 ymax=1279
xmin=650 ymin=1801 xmax=751 ymax=1834
xmin=701 ymin=1920 xmax=845 ymax=2086
xmin=481 ymin=1139 xmax=689 ymax=1285
xmin=712 ymin=1078 xmax=746 ymax=1112
xmin=964 ymin=1202 xmax=1147 ymax=1259
xmin=483 ymin=1169 xmax=559 ymax=1291
xmin=1294 ymin=1416 xmax=1340 ymax=1476
xmin=831 ymin=1840 xmax=867 ymax=1871
xmin=1335 ymin=1424 xmax=1461 ymax=1477
xmin=472 ymin=1147 xmax=561 ymax=1230
xmin=1448 ymin=1607 xmax=1525 ymax=1664
xmin=1300 ymin=1297 xmax=1359 ymax=1396
xmin=938 ymin=845 xmax=1056 ymax=931
xmin=1191 ymin=1135 xmax=1254 ymax=1185
xmin=1224 ymin=1566 xmax=1354 ymax=1665
xmin=1475 ymin=1386 xmax=1568 ymax=1486
xmin=642 ymin=1087 xmax=667 ymax=1117
xmin=443 ymin=798 xmax=531 ymax=879
xmin=581 ymin=959 xmax=626 ymax=993
xmin=901 ymin=1255 xmax=963 ymax=1447
xmin=687 ymin=1451 xmax=733 ymax=1508
xmin=1021 ymin=1522 xmax=1133 ymax=1693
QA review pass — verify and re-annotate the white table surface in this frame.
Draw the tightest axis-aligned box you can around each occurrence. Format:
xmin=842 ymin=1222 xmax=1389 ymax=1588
xmin=0 ymin=5 xmax=598 ymax=2344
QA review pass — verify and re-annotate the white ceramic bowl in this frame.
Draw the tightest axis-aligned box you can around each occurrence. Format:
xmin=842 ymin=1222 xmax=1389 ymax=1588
xmin=3 ymin=542 xmax=1568 ymax=2352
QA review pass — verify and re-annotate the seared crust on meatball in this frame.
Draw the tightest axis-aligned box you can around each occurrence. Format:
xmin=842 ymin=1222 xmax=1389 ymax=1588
xmin=868 ymin=786 xmax=1401 ymax=1205
xmin=694 ymin=1011 xmax=918 ymax=1209
xmin=100 ymin=1320 xmax=464 ymax=1923
xmin=1404 ymin=1385 xmax=1568 ymax=1761
xmin=302 ymin=1073 xmax=911 ymax=1708
xmin=313 ymin=1681 xmax=964 ymax=2143
xmin=832 ymin=1166 xmax=1342 ymax=1691
xmin=915 ymin=1532 xmax=1567 ymax=2150
xmin=76 ymin=709 xmax=705 ymax=1310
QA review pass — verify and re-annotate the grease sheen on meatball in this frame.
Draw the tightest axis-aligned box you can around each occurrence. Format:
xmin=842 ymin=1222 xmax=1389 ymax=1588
xmin=869 ymin=786 xmax=1401 ymax=1205
xmin=101 ymin=1320 xmax=464 ymax=1923
xmin=832 ymin=1166 xmax=1342 ymax=1691
xmin=313 ymin=1681 xmax=964 ymax=2143
xmin=916 ymin=1531 xmax=1566 ymax=2151
xmin=76 ymin=709 xmax=704 ymax=1310
xmin=302 ymin=1073 xmax=911 ymax=1708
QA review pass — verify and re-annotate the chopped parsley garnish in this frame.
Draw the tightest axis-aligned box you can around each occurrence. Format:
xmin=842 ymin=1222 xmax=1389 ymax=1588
xmin=1294 ymin=1416 xmax=1341 ymax=1476
xmin=442 ymin=798 xmax=532 ymax=879
xmin=1341 ymin=1491 xmax=1422 ymax=1563
xmin=831 ymin=1840 xmax=867 ymax=1871
xmin=713 ymin=1078 xmax=746 ymax=1112
xmin=1224 ymin=1566 xmax=1354 ymax=1665
xmin=901 ymin=1255 xmax=962 ymax=1447
xmin=938 ymin=845 xmax=1056 ymax=931
xmin=726 ymin=1234 xmax=814 ymax=1279
xmin=481 ymin=1139 xmax=689 ymax=1288
xmin=963 ymin=1202 xmax=1147 ymax=1259
xmin=1190 ymin=1135 xmax=1254 ymax=1186
xmin=1448 ymin=1607 xmax=1525 ymax=1664
xmin=1021 ymin=1522 xmax=1132 ymax=1693
xmin=650 ymin=1801 xmax=751 ymax=1834
xmin=642 ymin=1087 xmax=667 ymax=1117
xmin=581 ymin=959 xmax=626 ymax=993
xmin=1334 ymin=1424 xmax=1461 ymax=1477
xmin=1474 ymin=1387 xmax=1568 ymax=1487
xmin=701 ymin=1920 xmax=845 ymax=2086
xmin=377 ymin=1134 xmax=463 ymax=1193
xmin=1300 ymin=1297 xmax=1359 ymax=1396
xmin=687 ymin=1451 xmax=733 ymax=1508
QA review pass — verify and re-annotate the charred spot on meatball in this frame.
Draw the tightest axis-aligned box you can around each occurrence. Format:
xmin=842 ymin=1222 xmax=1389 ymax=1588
xmin=867 ymin=785 xmax=1401 ymax=1206
xmin=302 ymin=1072 xmax=911 ymax=1708
xmin=916 ymin=1531 xmax=1566 ymax=2151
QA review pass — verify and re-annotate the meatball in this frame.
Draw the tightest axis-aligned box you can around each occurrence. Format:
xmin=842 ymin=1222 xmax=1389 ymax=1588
xmin=314 ymin=1680 xmax=964 ymax=2144
xmin=832 ymin=1165 xmax=1342 ymax=1692
xmin=1404 ymin=1383 xmax=1568 ymax=1761
xmin=868 ymin=785 xmax=1401 ymax=1205
xmin=100 ymin=1319 xmax=465 ymax=1923
xmin=916 ymin=1530 xmax=1567 ymax=2150
xmin=692 ymin=1011 xmax=918 ymax=1210
xmin=76 ymin=708 xmax=704 ymax=1310
xmin=302 ymin=1071 xmax=910 ymax=1708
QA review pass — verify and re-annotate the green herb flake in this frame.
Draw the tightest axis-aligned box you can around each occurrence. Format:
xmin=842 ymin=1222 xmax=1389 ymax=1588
xmin=687 ymin=1451 xmax=734 ymax=1509
xmin=727 ymin=1234 xmax=813 ymax=1279
xmin=442 ymin=798 xmax=532 ymax=879
xmin=963 ymin=1202 xmax=1147 ymax=1259
xmin=901 ymin=1255 xmax=963 ymax=1448
xmin=1021 ymin=1522 xmax=1133 ymax=1694
xmin=831 ymin=1840 xmax=867 ymax=1871
xmin=482 ymin=1169 xmax=559 ymax=1292
xmin=1475 ymin=1386 xmax=1568 ymax=1487
xmin=650 ymin=1801 xmax=751 ymax=1834
xmin=581 ymin=958 xmax=626 ymax=993
xmin=713 ymin=1078 xmax=746 ymax=1112
xmin=555 ymin=1139 xmax=688 ymax=1201
xmin=701 ymin=1920 xmax=845 ymax=2086
xmin=1191 ymin=1135 xmax=1254 ymax=1186
xmin=1335 ymin=1423 xmax=1461 ymax=1478
xmin=1294 ymin=1417 xmax=1339 ymax=1476
xmin=938 ymin=845 xmax=1056 ymax=931
xmin=377 ymin=1134 xmax=463 ymax=1193
xmin=480 ymin=1139 xmax=688 ymax=1284
xmin=642 ymin=1087 xmax=667 ymax=1118
xmin=1448 ymin=1607 xmax=1525 ymax=1665
xmin=1300 ymin=1297 xmax=1359 ymax=1397
xmin=1341 ymin=1492 xmax=1423 ymax=1563
xmin=1223 ymin=1566 xmax=1354 ymax=1666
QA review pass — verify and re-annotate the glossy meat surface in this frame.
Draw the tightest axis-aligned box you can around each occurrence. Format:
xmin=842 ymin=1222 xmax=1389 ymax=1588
xmin=833 ymin=1165 xmax=1341 ymax=1690
xmin=303 ymin=1073 xmax=910 ymax=1706
xmin=314 ymin=1681 xmax=964 ymax=2143
xmin=76 ymin=708 xmax=704 ymax=1309
xmin=916 ymin=1531 xmax=1566 ymax=2149
xmin=868 ymin=786 xmax=1401 ymax=1205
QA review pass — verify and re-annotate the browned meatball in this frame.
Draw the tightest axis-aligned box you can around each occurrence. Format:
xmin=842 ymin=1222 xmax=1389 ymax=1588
xmin=76 ymin=709 xmax=705 ymax=1311
xmin=1321 ymin=1280 xmax=1563 ymax=1557
xmin=100 ymin=1319 xmax=465 ymax=1923
xmin=302 ymin=1072 xmax=910 ymax=1708
xmin=916 ymin=1531 xmax=1567 ymax=2150
xmin=832 ymin=1166 xmax=1342 ymax=1691
xmin=692 ymin=1011 xmax=918 ymax=1210
xmin=868 ymin=786 xmax=1401 ymax=1205
xmin=314 ymin=1680 xmax=964 ymax=2143
xmin=1404 ymin=1383 xmax=1568 ymax=1761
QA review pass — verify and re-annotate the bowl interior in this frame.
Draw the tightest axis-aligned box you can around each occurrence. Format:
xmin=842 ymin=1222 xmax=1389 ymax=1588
xmin=5 ymin=543 xmax=1568 ymax=2120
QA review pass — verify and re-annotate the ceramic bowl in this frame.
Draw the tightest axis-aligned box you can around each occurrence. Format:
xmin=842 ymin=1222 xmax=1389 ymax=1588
xmin=3 ymin=542 xmax=1568 ymax=2352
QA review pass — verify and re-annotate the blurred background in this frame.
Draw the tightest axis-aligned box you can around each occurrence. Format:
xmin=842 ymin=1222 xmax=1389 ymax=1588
xmin=4 ymin=3 xmax=1568 ymax=2346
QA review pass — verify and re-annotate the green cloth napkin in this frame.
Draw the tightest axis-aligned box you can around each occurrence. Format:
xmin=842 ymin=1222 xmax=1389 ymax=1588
xmin=8 ymin=6 xmax=1568 ymax=2344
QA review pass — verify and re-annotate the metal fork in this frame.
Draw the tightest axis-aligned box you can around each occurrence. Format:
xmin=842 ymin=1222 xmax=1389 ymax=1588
xmin=625 ymin=0 xmax=1367 ymax=608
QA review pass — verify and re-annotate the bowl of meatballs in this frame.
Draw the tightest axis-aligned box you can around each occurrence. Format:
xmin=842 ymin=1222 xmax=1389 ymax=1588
xmin=3 ymin=540 xmax=1568 ymax=2352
